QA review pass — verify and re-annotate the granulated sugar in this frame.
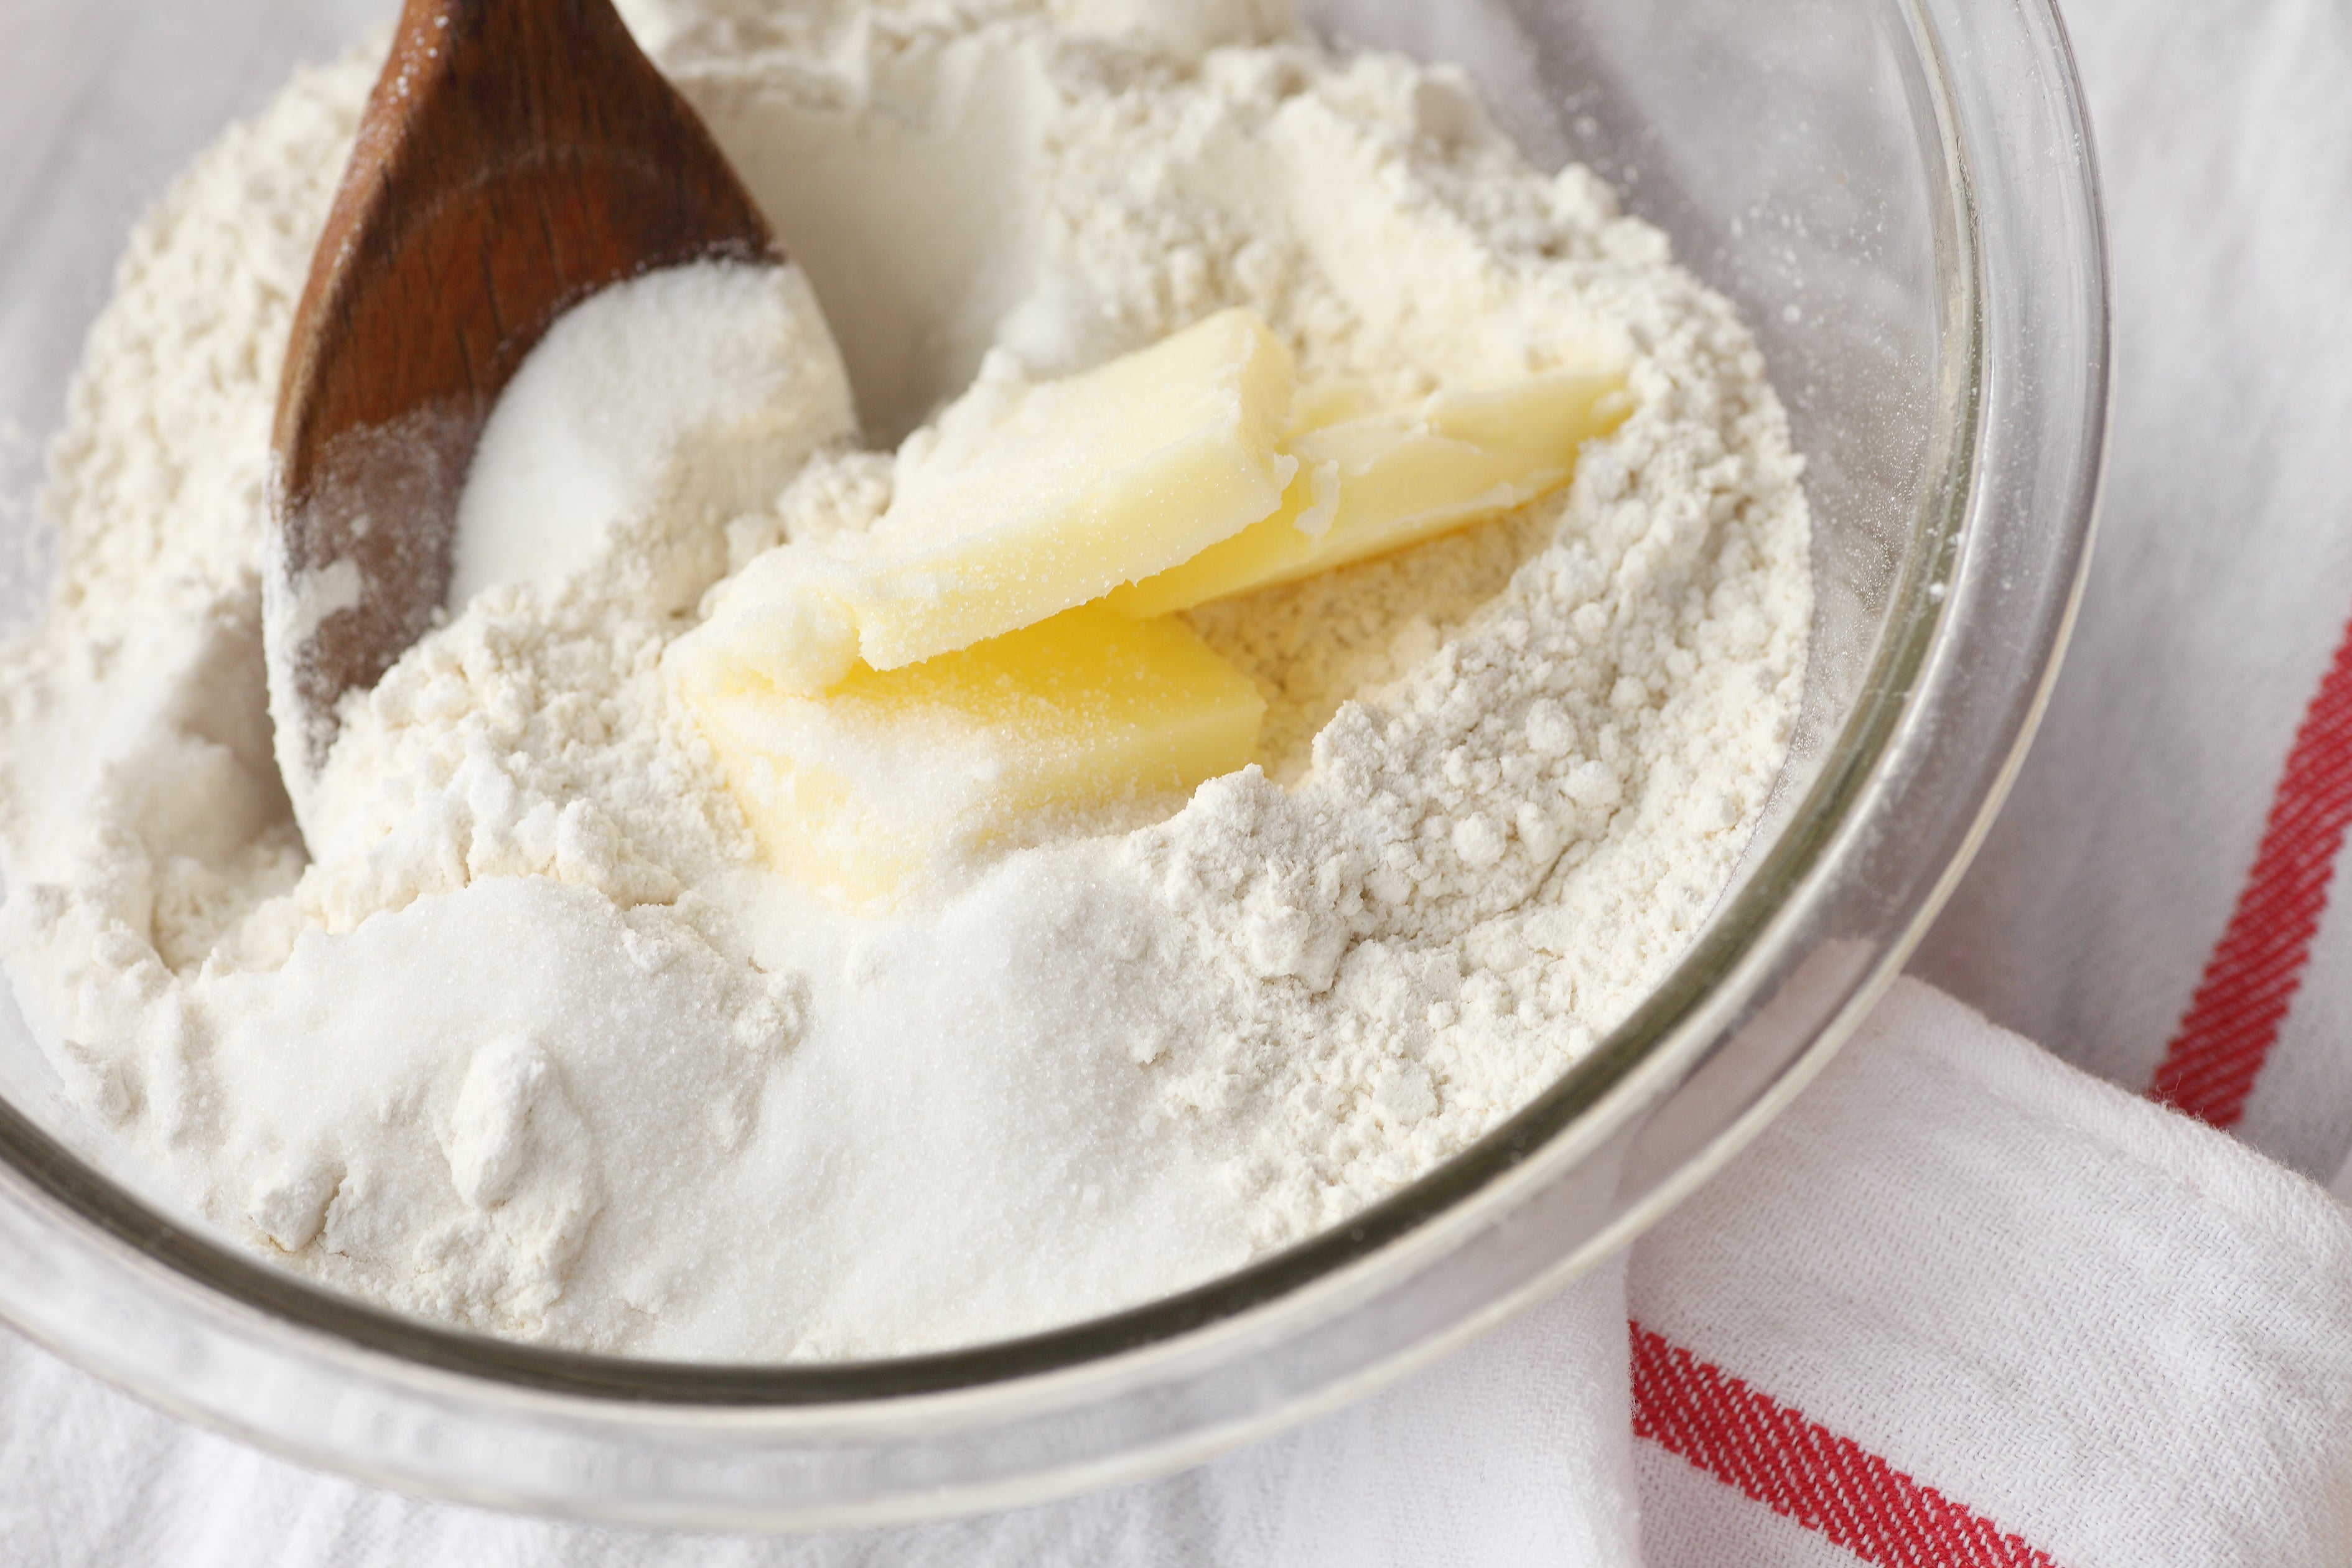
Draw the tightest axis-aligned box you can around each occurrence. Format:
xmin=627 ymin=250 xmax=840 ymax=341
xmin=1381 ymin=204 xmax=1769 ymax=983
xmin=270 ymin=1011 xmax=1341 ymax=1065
xmin=0 ymin=0 xmax=1809 ymax=1360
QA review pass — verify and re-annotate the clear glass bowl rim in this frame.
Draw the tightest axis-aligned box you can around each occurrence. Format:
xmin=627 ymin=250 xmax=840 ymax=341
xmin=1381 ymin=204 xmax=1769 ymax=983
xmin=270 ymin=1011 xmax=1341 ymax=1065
xmin=0 ymin=0 xmax=2110 ymax=1526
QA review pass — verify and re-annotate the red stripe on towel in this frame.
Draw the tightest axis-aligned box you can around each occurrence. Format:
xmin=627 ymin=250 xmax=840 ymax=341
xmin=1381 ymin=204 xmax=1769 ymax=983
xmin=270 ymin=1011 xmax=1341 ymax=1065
xmin=2152 ymin=612 xmax=2352 ymax=1126
xmin=1631 ymin=1322 xmax=2060 ymax=1567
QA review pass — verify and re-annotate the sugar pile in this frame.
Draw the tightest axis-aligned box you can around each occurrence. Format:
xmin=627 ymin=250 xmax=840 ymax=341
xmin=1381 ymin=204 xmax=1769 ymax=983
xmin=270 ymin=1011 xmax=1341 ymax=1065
xmin=0 ymin=0 xmax=1810 ymax=1360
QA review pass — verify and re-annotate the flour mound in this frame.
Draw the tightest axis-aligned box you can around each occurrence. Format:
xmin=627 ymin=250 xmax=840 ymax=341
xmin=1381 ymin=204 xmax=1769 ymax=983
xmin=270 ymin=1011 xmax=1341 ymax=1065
xmin=0 ymin=1 xmax=1809 ymax=1359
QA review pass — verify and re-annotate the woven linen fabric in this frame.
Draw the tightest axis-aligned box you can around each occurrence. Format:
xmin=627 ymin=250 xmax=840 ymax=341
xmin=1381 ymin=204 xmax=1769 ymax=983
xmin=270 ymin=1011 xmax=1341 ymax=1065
xmin=1912 ymin=0 xmax=2352 ymax=1176
xmin=1631 ymin=981 xmax=2352 ymax=1567
xmin=12 ymin=0 xmax=2352 ymax=1559
xmin=0 ymin=1262 xmax=1646 ymax=1566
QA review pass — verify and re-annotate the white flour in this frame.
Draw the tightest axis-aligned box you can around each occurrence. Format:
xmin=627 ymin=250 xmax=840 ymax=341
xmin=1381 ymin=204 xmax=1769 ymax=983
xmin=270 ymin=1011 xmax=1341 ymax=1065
xmin=0 ymin=0 xmax=1810 ymax=1360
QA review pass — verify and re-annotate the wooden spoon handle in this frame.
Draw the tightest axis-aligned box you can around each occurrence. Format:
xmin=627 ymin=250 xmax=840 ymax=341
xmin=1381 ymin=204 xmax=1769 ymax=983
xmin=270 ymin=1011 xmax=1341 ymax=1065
xmin=273 ymin=0 xmax=775 ymax=775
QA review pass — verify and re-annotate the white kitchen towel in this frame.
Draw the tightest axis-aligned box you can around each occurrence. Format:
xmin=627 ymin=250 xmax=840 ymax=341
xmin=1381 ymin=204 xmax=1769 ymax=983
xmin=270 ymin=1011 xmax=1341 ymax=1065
xmin=0 ymin=1260 xmax=1646 ymax=1566
xmin=1914 ymin=0 xmax=2352 ymax=1180
xmin=1630 ymin=980 xmax=2352 ymax=1567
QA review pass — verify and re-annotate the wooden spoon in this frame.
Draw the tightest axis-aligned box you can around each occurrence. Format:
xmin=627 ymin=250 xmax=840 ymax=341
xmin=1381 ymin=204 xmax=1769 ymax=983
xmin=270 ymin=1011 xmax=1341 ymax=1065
xmin=269 ymin=0 xmax=776 ymax=800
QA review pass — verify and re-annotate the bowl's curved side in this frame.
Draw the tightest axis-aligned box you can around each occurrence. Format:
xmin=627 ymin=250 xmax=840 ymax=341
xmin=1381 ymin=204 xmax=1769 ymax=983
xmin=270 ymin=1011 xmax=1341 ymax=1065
xmin=0 ymin=0 xmax=2107 ymax=1528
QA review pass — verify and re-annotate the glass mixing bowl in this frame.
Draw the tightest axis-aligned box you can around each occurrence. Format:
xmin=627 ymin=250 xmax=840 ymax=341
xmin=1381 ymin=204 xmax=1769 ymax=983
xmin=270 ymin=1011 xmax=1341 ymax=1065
xmin=0 ymin=0 xmax=2106 ymax=1530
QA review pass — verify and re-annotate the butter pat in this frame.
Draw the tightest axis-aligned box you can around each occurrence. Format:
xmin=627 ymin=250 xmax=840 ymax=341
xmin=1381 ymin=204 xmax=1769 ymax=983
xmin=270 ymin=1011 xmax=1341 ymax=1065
xmin=674 ymin=606 xmax=1266 ymax=905
xmin=808 ymin=309 xmax=1301 ymax=683
xmin=1109 ymin=368 xmax=1630 ymax=618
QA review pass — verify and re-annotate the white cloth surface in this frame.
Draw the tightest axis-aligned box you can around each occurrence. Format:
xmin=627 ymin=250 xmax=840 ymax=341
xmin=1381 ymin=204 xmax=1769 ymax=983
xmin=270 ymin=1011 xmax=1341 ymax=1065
xmin=1630 ymin=981 xmax=2352 ymax=1566
xmin=1912 ymin=0 xmax=2352 ymax=1180
xmin=14 ymin=0 xmax=2352 ymax=1560
xmin=0 ymin=1262 xmax=1644 ymax=1567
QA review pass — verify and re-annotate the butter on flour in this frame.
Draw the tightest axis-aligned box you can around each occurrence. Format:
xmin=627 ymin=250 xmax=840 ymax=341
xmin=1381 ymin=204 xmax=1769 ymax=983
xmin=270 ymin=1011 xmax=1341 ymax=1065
xmin=0 ymin=0 xmax=1809 ymax=1360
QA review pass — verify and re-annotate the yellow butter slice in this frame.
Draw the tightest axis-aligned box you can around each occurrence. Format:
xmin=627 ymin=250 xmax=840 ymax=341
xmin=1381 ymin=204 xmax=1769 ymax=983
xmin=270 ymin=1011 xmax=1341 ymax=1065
xmin=675 ymin=605 xmax=1266 ymax=905
xmin=843 ymin=309 xmax=1300 ymax=681
xmin=1108 ymin=368 xmax=1631 ymax=618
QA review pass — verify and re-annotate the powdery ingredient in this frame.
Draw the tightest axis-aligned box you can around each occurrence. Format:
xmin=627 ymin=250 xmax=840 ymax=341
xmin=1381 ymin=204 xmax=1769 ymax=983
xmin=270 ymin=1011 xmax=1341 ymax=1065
xmin=0 ymin=0 xmax=1811 ymax=1360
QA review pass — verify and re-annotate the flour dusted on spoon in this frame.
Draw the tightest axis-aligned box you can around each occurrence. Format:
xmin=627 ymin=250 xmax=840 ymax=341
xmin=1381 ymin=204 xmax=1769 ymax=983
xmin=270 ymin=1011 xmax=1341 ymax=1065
xmin=0 ymin=0 xmax=1810 ymax=1359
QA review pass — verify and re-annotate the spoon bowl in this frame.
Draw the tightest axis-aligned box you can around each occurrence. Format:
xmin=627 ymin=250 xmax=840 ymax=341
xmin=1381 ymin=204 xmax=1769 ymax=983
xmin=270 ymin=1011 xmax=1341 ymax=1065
xmin=268 ymin=0 xmax=777 ymax=810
